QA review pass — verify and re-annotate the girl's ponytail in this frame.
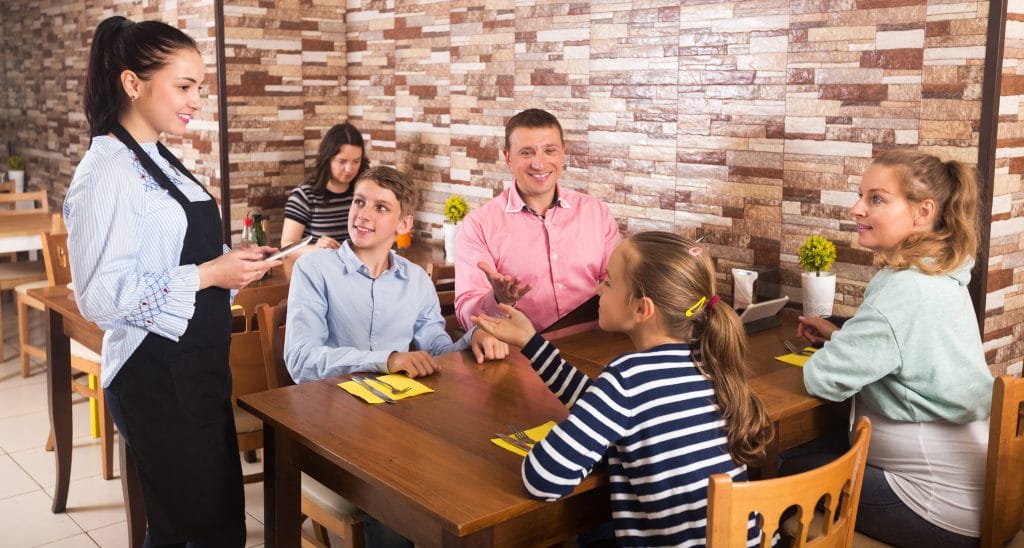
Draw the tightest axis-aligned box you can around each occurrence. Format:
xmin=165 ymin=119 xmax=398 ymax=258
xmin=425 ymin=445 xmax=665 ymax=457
xmin=623 ymin=232 xmax=774 ymax=466
xmin=693 ymin=300 xmax=774 ymax=465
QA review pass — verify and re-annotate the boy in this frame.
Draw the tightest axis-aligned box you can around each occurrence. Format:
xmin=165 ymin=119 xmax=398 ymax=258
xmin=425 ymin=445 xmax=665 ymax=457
xmin=285 ymin=165 xmax=508 ymax=384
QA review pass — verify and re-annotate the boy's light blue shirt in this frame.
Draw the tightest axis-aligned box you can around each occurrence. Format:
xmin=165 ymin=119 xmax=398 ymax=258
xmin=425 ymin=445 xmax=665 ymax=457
xmin=285 ymin=241 xmax=474 ymax=384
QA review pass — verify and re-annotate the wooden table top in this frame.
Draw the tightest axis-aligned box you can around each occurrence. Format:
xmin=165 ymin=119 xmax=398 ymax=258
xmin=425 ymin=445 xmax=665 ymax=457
xmin=239 ymin=317 xmax=826 ymax=544
xmin=0 ymin=210 xmax=52 ymax=238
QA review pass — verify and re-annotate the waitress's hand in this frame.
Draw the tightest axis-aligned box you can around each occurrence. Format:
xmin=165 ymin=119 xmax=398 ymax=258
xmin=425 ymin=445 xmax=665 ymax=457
xmin=315 ymin=235 xmax=341 ymax=249
xmin=198 ymin=247 xmax=282 ymax=290
xmin=796 ymin=315 xmax=839 ymax=346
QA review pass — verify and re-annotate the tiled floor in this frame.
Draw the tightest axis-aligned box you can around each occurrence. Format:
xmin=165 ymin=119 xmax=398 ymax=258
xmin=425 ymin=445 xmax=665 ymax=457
xmin=0 ymin=297 xmax=281 ymax=547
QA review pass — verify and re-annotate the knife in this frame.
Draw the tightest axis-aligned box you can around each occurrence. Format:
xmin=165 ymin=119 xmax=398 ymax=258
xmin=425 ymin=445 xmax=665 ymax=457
xmin=352 ymin=376 xmax=396 ymax=404
xmin=494 ymin=432 xmax=533 ymax=453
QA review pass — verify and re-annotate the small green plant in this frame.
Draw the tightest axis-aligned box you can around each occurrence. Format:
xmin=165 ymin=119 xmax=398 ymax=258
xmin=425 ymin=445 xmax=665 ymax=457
xmin=797 ymin=235 xmax=836 ymax=276
xmin=7 ymin=155 xmax=24 ymax=171
xmin=444 ymin=194 xmax=469 ymax=224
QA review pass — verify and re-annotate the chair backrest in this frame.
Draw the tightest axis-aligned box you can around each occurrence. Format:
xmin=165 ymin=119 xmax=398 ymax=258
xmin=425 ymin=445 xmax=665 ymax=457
xmin=0 ymin=180 xmax=14 ymax=193
xmin=0 ymin=189 xmax=48 ymax=212
xmin=255 ymin=299 xmax=295 ymax=390
xmin=982 ymin=375 xmax=1024 ymax=547
xmin=41 ymin=232 xmax=72 ymax=286
xmin=228 ymin=284 xmax=289 ymax=401
xmin=707 ymin=416 xmax=872 ymax=548
xmin=426 ymin=262 xmax=461 ymax=334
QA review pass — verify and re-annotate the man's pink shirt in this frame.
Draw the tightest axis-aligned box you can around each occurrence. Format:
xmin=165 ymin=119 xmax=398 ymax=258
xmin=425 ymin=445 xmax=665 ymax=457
xmin=455 ymin=184 xmax=620 ymax=331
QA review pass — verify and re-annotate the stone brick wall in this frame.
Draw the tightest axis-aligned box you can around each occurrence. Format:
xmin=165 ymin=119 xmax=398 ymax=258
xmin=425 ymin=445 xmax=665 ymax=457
xmin=1 ymin=0 xmax=1021 ymax=373
xmin=0 ymin=0 xmax=220 ymax=211
xmin=990 ymin=1 xmax=1024 ymax=375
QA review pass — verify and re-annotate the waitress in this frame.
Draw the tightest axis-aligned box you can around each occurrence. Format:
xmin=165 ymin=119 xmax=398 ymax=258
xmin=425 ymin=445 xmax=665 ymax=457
xmin=66 ymin=16 xmax=278 ymax=547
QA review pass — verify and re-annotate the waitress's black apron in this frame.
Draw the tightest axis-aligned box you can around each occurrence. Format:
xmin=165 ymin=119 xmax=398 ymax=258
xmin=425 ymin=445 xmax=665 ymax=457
xmin=103 ymin=124 xmax=244 ymax=544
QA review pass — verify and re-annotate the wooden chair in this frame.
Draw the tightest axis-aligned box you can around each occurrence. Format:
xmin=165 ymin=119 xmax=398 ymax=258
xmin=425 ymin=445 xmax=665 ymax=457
xmin=707 ymin=416 xmax=872 ymax=547
xmin=227 ymin=284 xmax=290 ymax=484
xmin=255 ymin=300 xmax=366 ymax=548
xmin=982 ymin=375 xmax=1024 ymax=547
xmin=0 ymin=180 xmax=14 ymax=194
xmin=0 ymin=191 xmax=49 ymax=360
xmin=32 ymin=231 xmax=115 ymax=480
xmin=426 ymin=262 xmax=463 ymax=337
xmin=18 ymin=214 xmax=65 ymax=377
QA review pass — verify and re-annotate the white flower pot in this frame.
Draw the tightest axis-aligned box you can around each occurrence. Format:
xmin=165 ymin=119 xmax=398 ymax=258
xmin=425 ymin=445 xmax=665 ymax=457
xmin=443 ymin=222 xmax=460 ymax=264
xmin=7 ymin=170 xmax=27 ymax=209
xmin=801 ymin=271 xmax=836 ymax=317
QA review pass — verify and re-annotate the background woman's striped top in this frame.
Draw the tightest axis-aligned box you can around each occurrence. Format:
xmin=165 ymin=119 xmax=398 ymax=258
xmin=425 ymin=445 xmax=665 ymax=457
xmin=520 ymin=335 xmax=758 ymax=547
xmin=283 ymin=182 xmax=353 ymax=243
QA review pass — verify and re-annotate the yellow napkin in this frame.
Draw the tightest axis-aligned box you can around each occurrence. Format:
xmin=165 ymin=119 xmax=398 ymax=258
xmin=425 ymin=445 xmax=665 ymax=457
xmin=774 ymin=347 xmax=817 ymax=367
xmin=338 ymin=374 xmax=434 ymax=404
xmin=491 ymin=421 xmax=557 ymax=457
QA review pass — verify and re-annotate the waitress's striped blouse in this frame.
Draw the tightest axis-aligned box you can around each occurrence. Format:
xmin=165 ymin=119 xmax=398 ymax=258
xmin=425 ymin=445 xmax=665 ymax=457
xmin=519 ymin=335 xmax=759 ymax=547
xmin=64 ymin=136 xmax=225 ymax=388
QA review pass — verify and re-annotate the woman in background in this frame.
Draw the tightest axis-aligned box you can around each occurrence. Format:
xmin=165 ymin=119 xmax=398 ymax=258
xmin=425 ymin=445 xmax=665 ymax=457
xmin=67 ymin=16 xmax=277 ymax=547
xmin=281 ymin=122 xmax=369 ymax=255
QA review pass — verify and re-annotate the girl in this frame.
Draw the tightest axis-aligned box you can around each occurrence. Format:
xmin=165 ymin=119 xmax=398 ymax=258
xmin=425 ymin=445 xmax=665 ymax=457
xmin=67 ymin=16 xmax=277 ymax=547
xmin=473 ymin=231 xmax=773 ymax=547
xmin=280 ymin=122 xmax=369 ymax=254
xmin=791 ymin=151 xmax=994 ymax=547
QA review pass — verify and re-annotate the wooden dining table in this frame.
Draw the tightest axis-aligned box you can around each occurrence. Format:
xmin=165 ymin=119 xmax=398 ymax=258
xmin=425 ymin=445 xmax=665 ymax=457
xmin=240 ymin=315 xmax=847 ymax=547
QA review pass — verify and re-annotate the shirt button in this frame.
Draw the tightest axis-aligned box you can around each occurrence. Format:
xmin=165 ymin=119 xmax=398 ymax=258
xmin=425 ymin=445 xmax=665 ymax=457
xmin=557 ymin=283 xmax=564 ymax=289
xmin=552 ymin=254 xmax=559 ymax=260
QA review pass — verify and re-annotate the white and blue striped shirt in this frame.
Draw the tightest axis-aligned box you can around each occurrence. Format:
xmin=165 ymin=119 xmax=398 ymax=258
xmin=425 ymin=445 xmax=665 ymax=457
xmin=64 ymin=136 xmax=221 ymax=388
xmin=520 ymin=335 xmax=758 ymax=547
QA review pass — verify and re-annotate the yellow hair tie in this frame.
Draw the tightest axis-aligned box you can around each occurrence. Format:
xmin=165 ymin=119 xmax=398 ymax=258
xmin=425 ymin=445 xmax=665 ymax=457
xmin=685 ymin=296 xmax=707 ymax=317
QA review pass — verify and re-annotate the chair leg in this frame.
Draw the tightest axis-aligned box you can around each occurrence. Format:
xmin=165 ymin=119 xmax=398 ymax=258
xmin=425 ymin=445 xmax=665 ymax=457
xmin=45 ymin=429 xmax=54 ymax=451
xmin=98 ymin=387 xmax=114 ymax=480
xmin=0 ymin=290 xmax=6 ymax=362
xmin=17 ymin=295 xmax=31 ymax=377
xmin=312 ymin=522 xmax=331 ymax=547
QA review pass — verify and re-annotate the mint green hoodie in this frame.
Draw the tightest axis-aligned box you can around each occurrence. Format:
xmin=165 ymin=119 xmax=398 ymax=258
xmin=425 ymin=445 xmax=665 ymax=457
xmin=803 ymin=260 xmax=993 ymax=423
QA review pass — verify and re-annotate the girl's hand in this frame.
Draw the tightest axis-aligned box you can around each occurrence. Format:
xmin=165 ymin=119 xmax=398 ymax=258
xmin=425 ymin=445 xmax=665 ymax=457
xmin=471 ymin=303 xmax=536 ymax=348
xmin=198 ymin=247 xmax=282 ymax=290
xmin=796 ymin=315 xmax=839 ymax=346
xmin=315 ymin=235 xmax=341 ymax=249
xmin=470 ymin=330 xmax=510 ymax=363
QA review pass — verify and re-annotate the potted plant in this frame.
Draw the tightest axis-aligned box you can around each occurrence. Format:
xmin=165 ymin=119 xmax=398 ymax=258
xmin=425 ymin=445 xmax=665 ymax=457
xmin=7 ymin=155 xmax=24 ymax=193
xmin=443 ymin=194 xmax=469 ymax=264
xmin=797 ymin=235 xmax=837 ymax=317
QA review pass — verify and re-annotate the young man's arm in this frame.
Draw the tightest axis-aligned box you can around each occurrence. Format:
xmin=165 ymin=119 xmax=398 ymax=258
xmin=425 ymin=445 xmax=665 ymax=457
xmin=283 ymin=255 xmax=392 ymax=383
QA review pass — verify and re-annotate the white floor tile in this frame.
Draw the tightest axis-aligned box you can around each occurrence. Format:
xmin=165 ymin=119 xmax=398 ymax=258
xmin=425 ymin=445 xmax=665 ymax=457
xmin=0 ymin=490 xmax=84 ymax=547
xmin=45 ymin=473 xmax=128 ymax=532
xmin=246 ymin=515 xmax=265 ymax=548
xmin=36 ymin=532 xmax=100 ymax=547
xmin=0 ymin=453 xmax=42 ymax=500
xmin=244 ymin=479 xmax=265 ymax=524
xmin=10 ymin=435 xmax=120 ymax=490
xmin=86 ymin=521 xmax=129 ymax=548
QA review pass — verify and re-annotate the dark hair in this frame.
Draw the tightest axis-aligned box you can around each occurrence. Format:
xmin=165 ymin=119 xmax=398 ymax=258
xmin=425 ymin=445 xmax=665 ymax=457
xmin=620 ymin=231 xmax=774 ymax=466
xmin=354 ymin=166 xmax=419 ymax=216
xmin=83 ymin=16 xmax=199 ymax=138
xmin=869 ymin=150 xmax=980 ymax=274
xmin=305 ymin=123 xmax=370 ymax=195
xmin=503 ymin=108 xmax=564 ymax=150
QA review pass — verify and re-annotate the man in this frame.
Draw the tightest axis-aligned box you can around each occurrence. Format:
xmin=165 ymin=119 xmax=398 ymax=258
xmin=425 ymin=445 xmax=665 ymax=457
xmin=455 ymin=109 xmax=621 ymax=331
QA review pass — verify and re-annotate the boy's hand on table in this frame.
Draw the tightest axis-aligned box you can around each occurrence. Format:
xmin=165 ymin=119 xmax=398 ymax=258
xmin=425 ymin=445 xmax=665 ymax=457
xmin=470 ymin=330 xmax=510 ymax=364
xmin=387 ymin=351 xmax=440 ymax=378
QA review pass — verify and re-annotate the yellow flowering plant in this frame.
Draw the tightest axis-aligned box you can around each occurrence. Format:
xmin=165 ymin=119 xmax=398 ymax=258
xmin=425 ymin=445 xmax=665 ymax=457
xmin=444 ymin=194 xmax=469 ymax=224
xmin=797 ymin=235 xmax=836 ymax=276
xmin=7 ymin=155 xmax=24 ymax=170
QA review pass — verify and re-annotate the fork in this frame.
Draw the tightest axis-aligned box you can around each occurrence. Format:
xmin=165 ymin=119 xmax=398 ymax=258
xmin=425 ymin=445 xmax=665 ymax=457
xmin=783 ymin=340 xmax=815 ymax=356
xmin=509 ymin=422 xmax=535 ymax=445
xmin=370 ymin=376 xmax=412 ymax=395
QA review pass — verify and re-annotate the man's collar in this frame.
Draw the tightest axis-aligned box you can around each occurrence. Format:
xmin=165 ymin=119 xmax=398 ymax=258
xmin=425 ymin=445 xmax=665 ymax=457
xmin=504 ymin=183 xmax=570 ymax=214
